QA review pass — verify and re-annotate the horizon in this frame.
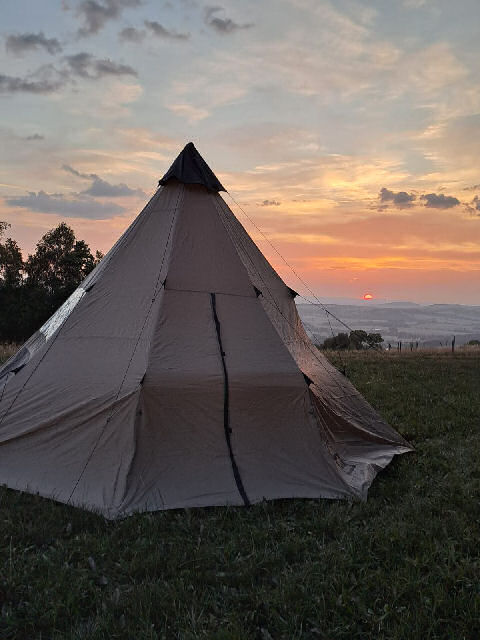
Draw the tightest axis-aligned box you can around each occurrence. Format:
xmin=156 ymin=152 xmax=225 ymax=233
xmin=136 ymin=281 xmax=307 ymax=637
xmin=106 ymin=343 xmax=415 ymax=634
xmin=295 ymin=298 xmax=480 ymax=307
xmin=1 ymin=0 xmax=479 ymax=305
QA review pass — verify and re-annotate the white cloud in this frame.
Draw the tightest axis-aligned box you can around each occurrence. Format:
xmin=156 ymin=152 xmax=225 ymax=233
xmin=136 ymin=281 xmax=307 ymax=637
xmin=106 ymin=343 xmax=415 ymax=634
xmin=397 ymin=43 xmax=467 ymax=94
xmin=65 ymin=80 xmax=143 ymax=119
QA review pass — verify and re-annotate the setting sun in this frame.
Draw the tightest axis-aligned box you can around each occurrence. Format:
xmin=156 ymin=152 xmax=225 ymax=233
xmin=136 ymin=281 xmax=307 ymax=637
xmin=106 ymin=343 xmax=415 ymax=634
xmin=363 ymin=293 xmax=374 ymax=300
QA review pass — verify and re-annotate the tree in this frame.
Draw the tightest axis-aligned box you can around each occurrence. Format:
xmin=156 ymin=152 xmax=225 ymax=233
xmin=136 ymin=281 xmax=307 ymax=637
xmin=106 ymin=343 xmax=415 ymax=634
xmin=321 ymin=330 xmax=384 ymax=350
xmin=365 ymin=332 xmax=384 ymax=349
xmin=0 ymin=223 xmax=26 ymax=342
xmin=349 ymin=330 xmax=368 ymax=350
xmin=22 ymin=223 xmax=97 ymax=336
xmin=321 ymin=332 xmax=351 ymax=350
xmin=25 ymin=222 xmax=95 ymax=297
xmin=0 ymin=222 xmax=98 ymax=342
xmin=0 ymin=237 xmax=24 ymax=288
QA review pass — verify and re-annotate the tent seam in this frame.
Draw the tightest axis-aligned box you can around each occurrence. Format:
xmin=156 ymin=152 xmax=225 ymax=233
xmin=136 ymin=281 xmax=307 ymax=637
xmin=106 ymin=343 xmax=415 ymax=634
xmin=210 ymin=292 xmax=250 ymax=507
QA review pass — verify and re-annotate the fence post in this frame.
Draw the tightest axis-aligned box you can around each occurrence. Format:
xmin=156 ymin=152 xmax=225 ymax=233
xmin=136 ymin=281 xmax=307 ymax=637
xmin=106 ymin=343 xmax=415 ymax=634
xmin=452 ymin=336 xmax=455 ymax=353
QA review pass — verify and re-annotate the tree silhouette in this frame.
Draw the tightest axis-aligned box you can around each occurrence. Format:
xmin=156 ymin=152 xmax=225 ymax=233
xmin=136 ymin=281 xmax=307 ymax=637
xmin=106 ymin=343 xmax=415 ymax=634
xmin=0 ymin=222 xmax=99 ymax=342
xmin=321 ymin=330 xmax=384 ymax=351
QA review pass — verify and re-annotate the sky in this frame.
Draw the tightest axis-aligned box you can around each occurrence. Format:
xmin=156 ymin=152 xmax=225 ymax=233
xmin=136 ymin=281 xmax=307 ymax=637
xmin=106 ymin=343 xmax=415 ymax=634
xmin=0 ymin=0 xmax=479 ymax=305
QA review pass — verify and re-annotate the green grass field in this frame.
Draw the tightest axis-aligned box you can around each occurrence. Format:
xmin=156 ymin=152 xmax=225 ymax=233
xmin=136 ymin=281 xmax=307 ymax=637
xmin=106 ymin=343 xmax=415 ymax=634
xmin=0 ymin=349 xmax=479 ymax=639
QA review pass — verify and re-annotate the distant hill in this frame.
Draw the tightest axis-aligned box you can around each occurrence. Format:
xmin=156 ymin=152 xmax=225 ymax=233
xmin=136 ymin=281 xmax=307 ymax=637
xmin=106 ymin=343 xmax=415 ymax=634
xmin=297 ymin=302 xmax=480 ymax=347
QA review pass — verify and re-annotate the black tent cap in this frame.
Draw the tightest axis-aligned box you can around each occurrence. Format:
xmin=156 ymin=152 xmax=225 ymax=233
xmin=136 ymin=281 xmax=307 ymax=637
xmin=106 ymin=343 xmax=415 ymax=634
xmin=159 ymin=142 xmax=226 ymax=192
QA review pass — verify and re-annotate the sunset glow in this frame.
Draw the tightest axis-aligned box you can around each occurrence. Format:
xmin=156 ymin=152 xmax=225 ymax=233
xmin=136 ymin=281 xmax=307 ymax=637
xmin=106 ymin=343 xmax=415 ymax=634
xmin=1 ymin=1 xmax=479 ymax=304
xmin=363 ymin=293 xmax=374 ymax=301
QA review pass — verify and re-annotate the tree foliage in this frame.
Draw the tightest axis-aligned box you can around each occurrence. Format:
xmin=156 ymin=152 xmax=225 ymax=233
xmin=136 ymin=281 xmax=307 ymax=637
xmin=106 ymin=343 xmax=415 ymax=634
xmin=321 ymin=330 xmax=384 ymax=350
xmin=0 ymin=221 xmax=99 ymax=342
xmin=25 ymin=224 xmax=94 ymax=288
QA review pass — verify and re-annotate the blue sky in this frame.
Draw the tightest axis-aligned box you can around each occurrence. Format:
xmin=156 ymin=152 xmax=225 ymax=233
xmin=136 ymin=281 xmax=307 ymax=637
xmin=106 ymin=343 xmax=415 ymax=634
xmin=1 ymin=0 xmax=479 ymax=304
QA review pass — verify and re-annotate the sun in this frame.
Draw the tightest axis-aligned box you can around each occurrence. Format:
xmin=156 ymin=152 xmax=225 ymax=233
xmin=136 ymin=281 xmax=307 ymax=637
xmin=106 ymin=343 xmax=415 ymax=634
xmin=363 ymin=293 xmax=374 ymax=300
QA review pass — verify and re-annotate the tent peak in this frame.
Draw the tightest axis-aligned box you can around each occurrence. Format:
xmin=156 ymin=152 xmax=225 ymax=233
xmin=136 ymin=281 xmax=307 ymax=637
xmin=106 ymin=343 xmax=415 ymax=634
xmin=159 ymin=142 xmax=226 ymax=192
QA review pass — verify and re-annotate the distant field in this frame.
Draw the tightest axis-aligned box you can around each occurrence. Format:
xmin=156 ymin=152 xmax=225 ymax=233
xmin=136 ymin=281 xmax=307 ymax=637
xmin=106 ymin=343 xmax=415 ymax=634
xmin=0 ymin=349 xmax=479 ymax=639
xmin=297 ymin=301 xmax=480 ymax=347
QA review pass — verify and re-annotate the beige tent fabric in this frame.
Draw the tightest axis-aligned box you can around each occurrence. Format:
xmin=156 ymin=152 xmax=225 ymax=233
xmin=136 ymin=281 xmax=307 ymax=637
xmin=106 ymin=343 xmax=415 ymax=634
xmin=214 ymin=195 xmax=411 ymax=461
xmin=0 ymin=185 xmax=184 ymax=515
xmin=0 ymin=153 xmax=412 ymax=518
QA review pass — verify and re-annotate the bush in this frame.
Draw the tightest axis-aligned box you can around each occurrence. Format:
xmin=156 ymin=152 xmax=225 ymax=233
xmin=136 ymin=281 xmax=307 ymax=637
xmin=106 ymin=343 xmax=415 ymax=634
xmin=321 ymin=329 xmax=384 ymax=350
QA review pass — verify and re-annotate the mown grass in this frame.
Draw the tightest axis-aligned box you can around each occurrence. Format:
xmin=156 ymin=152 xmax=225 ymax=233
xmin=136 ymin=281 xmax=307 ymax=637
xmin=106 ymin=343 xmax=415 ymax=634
xmin=0 ymin=348 xmax=479 ymax=639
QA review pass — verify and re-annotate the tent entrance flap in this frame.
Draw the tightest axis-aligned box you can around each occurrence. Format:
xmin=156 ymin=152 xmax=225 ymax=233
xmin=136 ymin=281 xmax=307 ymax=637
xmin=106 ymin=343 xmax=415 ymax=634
xmin=210 ymin=292 xmax=250 ymax=507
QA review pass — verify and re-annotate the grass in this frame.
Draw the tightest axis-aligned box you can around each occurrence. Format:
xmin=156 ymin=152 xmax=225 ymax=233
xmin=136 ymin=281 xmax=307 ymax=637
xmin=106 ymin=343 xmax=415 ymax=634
xmin=0 ymin=347 xmax=479 ymax=639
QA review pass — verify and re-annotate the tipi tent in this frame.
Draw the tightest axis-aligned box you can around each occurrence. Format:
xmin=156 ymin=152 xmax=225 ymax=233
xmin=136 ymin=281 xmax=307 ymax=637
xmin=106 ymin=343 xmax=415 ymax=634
xmin=0 ymin=143 xmax=412 ymax=518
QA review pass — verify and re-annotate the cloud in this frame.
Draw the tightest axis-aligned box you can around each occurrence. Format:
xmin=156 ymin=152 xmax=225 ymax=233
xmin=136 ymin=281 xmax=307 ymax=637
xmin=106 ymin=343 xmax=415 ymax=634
xmin=261 ymin=199 xmax=281 ymax=206
xmin=403 ymin=0 xmax=428 ymax=7
xmin=0 ymin=127 xmax=47 ymax=153
xmin=204 ymin=6 xmax=253 ymax=34
xmin=197 ymin=6 xmax=399 ymax=104
xmin=400 ymin=43 xmax=467 ymax=95
xmin=5 ymin=191 xmax=125 ymax=219
xmin=63 ymin=164 xmax=96 ymax=180
xmin=421 ymin=193 xmax=460 ymax=209
xmin=0 ymin=53 xmax=137 ymax=95
xmin=5 ymin=32 xmax=62 ymax=56
xmin=83 ymin=177 xmax=145 ymax=197
xmin=465 ymin=195 xmax=480 ymax=215
xmin=64 ymin=53 xmax=137 ymax=78
xmin=116 ymin=127 xmax=178 ymax=152
xmin=76 ymin=0 xmax=143 ymax=36
xmin=63 ymin=164 xmax=146 ymax=197
xmin=144 ymin=20 xmax=189 ymax=40
xmin=167 ymin=103 xmax=209 ymax=122
xmin=379 ymin=188 xmax=416 ymax=207
xmin=0 ymin=66 xmax=65 ymax=94
xmin=119 ymin=26 xmax=145 ymax=42
xmin=119 ymin=21 xmax=189 ymax=43
xmin=167 ymin=77 xmax=247 ymax=123
xmin=416 ymin=115 xmax=480 ymax=179
xmin=380 ymin=189 xmax=462 ymax=211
